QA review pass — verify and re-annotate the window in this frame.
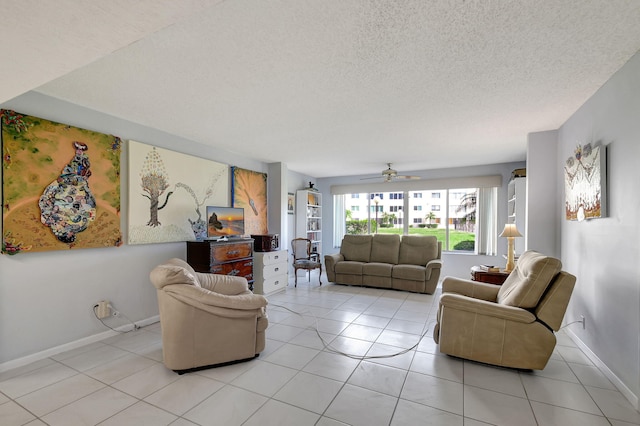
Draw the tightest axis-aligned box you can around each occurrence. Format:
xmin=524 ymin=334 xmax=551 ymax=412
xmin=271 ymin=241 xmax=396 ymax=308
xmin=334 ymin=186 xmax=496 ymax=255
xmin=351 ymin=194 xmax=360 ymax=199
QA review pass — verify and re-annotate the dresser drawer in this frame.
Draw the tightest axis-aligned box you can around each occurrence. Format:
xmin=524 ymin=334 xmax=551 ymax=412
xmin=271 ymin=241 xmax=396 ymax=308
xmin=262 ymin=276 xmax=287 ymax=294
xmin=258 ymin=249 xmax=288 ymax=266
xmin=210 ymin=241 xmax=253 ymax=263
xmin=210 ymin=259 xmax=254 ymax=280
xmin=262 ymin=260 xmax=288 ymax=279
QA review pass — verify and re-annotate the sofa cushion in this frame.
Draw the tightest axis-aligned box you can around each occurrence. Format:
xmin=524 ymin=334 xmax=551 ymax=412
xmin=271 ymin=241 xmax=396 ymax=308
xmin=335 ymin=261 xmax=366 ymax=275
xmin=363 ymin=262 xmax=393 ymax=277
xmin=497 ymin=251 xmax=562 ymax=308
xmin=398 ymin=236 xmax=438 ymax=265
xmin=340 ymin=235 xmax=373 ymax=262
xmin=370 ymin=234 xmax=400 ymax=264
xmin=392 ymin=264 xmax=426 ymax=281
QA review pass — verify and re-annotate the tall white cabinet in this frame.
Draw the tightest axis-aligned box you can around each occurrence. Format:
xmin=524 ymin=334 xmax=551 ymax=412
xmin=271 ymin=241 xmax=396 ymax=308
xmin=296 ymin=190 xmax=322 ymax=257
xmin=507 ymin=177 xmax=527 ymax=256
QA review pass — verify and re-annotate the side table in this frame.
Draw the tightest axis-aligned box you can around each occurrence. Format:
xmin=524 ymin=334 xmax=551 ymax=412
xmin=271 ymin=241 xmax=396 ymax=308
xmin=470 ymin=266 xmax=510 ymax=285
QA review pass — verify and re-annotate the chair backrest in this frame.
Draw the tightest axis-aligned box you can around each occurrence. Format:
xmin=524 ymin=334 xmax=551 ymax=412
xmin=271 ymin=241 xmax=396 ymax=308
xmin=534 ymin=271 xmax=577 ymax=331
xmin=497 ymin=250 xmax=562 ymax=308
xmin=340 ymin=234 xmax=373 ymax=262
xmin=291 ymin=238 xmax=311 ymax=261
xmin=370 ymin=234 xmax=400 ymax=264
xmin=398 ymin=235 xmax=440 ymax=265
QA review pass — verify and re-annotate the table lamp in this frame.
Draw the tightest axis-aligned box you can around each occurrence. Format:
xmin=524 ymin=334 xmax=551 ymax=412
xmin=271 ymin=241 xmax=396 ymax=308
xmin=499 ymin=223 xmax=522 ymax=273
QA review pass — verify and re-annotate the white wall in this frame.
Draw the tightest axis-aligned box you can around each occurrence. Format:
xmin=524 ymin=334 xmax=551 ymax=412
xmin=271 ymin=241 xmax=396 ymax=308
xmin=316 ymin=162 xmax=526 ymax=279
xmin=0 ymin=92 xmax=268 ymax=367
xmin=558 ymin=52 xmax=640 ymax=404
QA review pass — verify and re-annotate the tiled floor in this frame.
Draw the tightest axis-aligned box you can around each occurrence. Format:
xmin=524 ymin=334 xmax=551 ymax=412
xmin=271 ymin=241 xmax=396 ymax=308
xmin=2 ymin=277 xmax=640 ymax=425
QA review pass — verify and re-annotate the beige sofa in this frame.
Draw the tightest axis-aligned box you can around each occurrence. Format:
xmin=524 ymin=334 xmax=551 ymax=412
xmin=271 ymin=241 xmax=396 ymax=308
xmin=324 ymin=234 xmax=442 ymax=294
xmin=433 ymin=250 xmax=576 ymax=370
xmin=149 ymin=258 xmax=268 ymax=373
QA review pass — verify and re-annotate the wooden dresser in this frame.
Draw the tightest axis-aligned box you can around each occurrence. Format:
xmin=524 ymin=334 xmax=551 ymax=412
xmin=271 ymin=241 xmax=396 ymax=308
xmin=253 ymin=249 xmax=288 ymax=296
xmin=186 ymin=239 xmax=254 ymax=289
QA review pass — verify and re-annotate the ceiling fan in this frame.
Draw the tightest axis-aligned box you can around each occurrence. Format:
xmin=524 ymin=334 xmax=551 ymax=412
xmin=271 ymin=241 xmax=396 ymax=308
xmin=361 ymin=163 xmax=421 ymax=182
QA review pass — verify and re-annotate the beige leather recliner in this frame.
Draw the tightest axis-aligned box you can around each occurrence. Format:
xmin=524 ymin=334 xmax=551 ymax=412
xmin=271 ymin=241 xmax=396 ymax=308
xmin=434 ymin=250 xmax=576 ymax=370
xmin=149 ymin=258 xmax=268 ymax=373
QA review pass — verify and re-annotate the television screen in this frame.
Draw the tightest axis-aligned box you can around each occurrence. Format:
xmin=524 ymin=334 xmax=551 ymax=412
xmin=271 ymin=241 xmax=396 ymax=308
xmin=206 ymin=206 xmax=245 ymax=238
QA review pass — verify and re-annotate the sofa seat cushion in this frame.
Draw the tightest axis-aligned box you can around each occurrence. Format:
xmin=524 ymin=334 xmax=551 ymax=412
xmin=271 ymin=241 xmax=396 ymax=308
xmin=498 ymin=251 xmax=562 ymax=308
xmin=335 ymin=261 xmax=366 ymax=275
xmin=363 ymin=262 xmax=393 ymax=277
xmin=392 ymin=264 xmax=426 ymax=281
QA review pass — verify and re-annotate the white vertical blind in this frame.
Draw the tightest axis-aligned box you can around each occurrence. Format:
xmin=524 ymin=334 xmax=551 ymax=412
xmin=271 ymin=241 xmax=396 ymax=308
xmin=476 ymin=187 xmax=498 ymax=255
xmin=333 ymin=194 xmax=346 ymax=247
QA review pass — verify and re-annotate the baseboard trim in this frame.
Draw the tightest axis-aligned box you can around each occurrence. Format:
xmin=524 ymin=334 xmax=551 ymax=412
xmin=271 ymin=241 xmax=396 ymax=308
xmin=0 ymin=315 xmax=160 ymax=374
xmin=566 ymin=328 xmax=639 ymax=410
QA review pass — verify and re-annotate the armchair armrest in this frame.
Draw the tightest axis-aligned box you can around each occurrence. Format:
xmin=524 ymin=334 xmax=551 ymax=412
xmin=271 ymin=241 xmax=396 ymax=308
xmin=441 ymin=276 xmax=500 ymax=301
xmin=439 ymin=293 xmax=535 ymax=323
xmin=195 ymin=272 xmax=251 ymax=296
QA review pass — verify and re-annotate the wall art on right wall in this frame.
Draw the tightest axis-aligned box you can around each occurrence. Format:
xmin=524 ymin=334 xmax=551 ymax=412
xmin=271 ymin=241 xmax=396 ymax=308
xmin=564 ymin=143 xmax=607 ymax=221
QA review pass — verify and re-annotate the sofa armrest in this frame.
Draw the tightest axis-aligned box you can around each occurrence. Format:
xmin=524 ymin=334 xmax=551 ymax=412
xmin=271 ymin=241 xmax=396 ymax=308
xmin=425 ymin=259 xmax=442 ymax=280
xmin=441 ymin=276 xmax=500 ymax=301
xmin=164 ymin=284 xmax=268 ymax=311
xmin=440 ymin=293 xmax=535 ymax=323
xmin=195 ymin=272 xmax=251 ymax=296
xmin=324 ymin=253 xmax=344 ymax=282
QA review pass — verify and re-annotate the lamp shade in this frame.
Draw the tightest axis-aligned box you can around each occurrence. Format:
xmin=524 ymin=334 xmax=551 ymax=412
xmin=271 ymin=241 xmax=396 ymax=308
xmin=499 ymin=223 xmax=522 ymax=238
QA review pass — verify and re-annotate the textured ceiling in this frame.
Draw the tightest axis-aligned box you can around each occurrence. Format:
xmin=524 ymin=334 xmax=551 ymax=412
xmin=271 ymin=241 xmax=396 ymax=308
xmin=7 ymin=1 xmax=640 ymax=178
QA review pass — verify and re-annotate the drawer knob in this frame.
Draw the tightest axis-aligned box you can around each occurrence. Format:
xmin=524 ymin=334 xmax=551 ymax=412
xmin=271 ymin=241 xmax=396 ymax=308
xmin=227 ymin=250 xmax=240 ymax=255
xmin=274 ymin=267 xmax=279 ymax=272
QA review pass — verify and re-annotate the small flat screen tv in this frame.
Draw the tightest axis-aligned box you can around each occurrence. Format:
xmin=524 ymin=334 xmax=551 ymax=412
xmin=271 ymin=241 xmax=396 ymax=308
xmin=206 ymin=206 xmax=245 ymax=239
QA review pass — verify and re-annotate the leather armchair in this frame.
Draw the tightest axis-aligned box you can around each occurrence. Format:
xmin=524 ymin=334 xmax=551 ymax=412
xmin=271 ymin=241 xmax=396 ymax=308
xmin=434 ymin=251 xmax=576 ymax=370
xmin=150 ymin=258 xmax=268 ymax=373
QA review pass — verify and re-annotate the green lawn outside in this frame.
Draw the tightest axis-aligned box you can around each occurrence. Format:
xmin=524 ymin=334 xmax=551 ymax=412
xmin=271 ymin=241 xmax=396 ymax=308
xmin=376 ymin=227 xmax=475 ymax=251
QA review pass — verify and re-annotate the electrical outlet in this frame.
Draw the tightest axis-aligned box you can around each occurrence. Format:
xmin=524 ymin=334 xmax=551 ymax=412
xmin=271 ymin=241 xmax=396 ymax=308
xmin=581 ymin=315 xmax=585 ymax=329
xmin=95 ymin=300 xmax=110 ymax=319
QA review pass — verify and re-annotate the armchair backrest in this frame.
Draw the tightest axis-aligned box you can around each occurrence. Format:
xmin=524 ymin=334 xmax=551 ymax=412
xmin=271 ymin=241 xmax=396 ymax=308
xmin=497 ymin=250 xmax=562 ymax=308
xmin=340 ymin=234 xmax=373 ymax=262
xmin=150 ymin=258 xmax=200 ymax=290
xmin=398 ymin=235 xmax=440 ymax=265
xmin=370 ymin=234 xmax=400 ymax=264
xmin=291 ymin=238 xmax=312 ymax=261
xmin=535 ymin=271 xmax=577 ymax=331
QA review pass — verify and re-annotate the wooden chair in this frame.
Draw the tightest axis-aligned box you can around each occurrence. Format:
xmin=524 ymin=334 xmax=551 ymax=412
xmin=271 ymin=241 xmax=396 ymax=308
xmin=291 ymin=238 xmax=322 ymax=286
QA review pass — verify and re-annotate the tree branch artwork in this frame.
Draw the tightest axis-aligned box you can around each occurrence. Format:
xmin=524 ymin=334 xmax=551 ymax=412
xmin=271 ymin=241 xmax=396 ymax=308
xmin=139 ymin=147 xmax=174 ymax=227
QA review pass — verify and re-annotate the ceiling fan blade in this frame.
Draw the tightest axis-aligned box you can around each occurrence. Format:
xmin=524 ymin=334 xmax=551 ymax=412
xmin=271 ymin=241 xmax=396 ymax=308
xmin=396 ymin=175 xmax=421 ymax=180
xmin=359 ymin=176 xmax=383 ymax=180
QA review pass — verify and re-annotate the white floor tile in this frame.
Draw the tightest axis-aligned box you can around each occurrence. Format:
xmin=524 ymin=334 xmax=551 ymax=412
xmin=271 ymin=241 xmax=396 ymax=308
xmin=352 ymin=314 xmax=392 ymax=328
xmin=586 ymin=385 xmax=640 ymax=424
xmin=348 ymin=360 xmax=407 ymax=397
xmin=262 ymin=343 xmax=320 ymax=370
xmin=0 ymin=362 xmax=77 ymax=399
xmin=525 ymin=357 xmax=580 ymax=383
xmin=463 ymin=361 xmax=526 ymax=398
xmin=410 ymin=351 xmax=464 ymax=383
xmin=231 ymin=360 xmax=297 ymax=397
xmin=376 ymin=329 xmax=421 ymax=349
xmin=401 ymin=371 xmax=463 ymax=415
xmin=521 ymin=374 xmax=602 ymax=414
xmin=111 ymin=363 xmax=180 ymax=399
xmin=530 ymin=401 xmax=610 ymax=426
xmin=144 ymin=374 xmax=225 ymax=415
xmin=303 ymin=351 xmax=360 ymax=381
xmin=327 ymin=335 xmax=374 ymax=357
xmin=273 ymin=371 xmax=343 ymax=414
xmin=464 ymin=385 xmax=537 ymax=425
xmin=16 ymin=373 xmax=105 ymax=417
xmin=0 ymin=400 xmax=36 ymax=426
xmin=41 ymin=387 xmax=137 ymax=426
xmin=340 ymin=323 xmax=384 ymax=341
xmin=365 ymin=342 xmax=415 ymax=370
xmin=100 ymin=401 xmax=177 ymax=425
xmin=325 ymin=383 xmax=398 ymax=426
xmin=84 ymin=352 xmax=157 ymax=384
xmin=391 ymin=398 xmax=463 ymax=425
xmin=244 ymin=399 xmax=320 ymax=426
xmin=569 ymin=362 xmax=617 ymax=390
xmin=183 ymin=384 xmax=267 ymax=426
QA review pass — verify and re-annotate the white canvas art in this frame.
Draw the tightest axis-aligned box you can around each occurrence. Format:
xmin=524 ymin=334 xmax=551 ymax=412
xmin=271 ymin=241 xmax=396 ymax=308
xmin=128 ymin=140 xmax=229 ymax=244
xmin=564 ymin=143 xmax=606 ymax=221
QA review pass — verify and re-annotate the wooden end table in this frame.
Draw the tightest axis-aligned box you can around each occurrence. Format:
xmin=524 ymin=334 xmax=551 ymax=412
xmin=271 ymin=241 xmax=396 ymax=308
xmin=470 ymin=266 xmax=510 ymax=285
